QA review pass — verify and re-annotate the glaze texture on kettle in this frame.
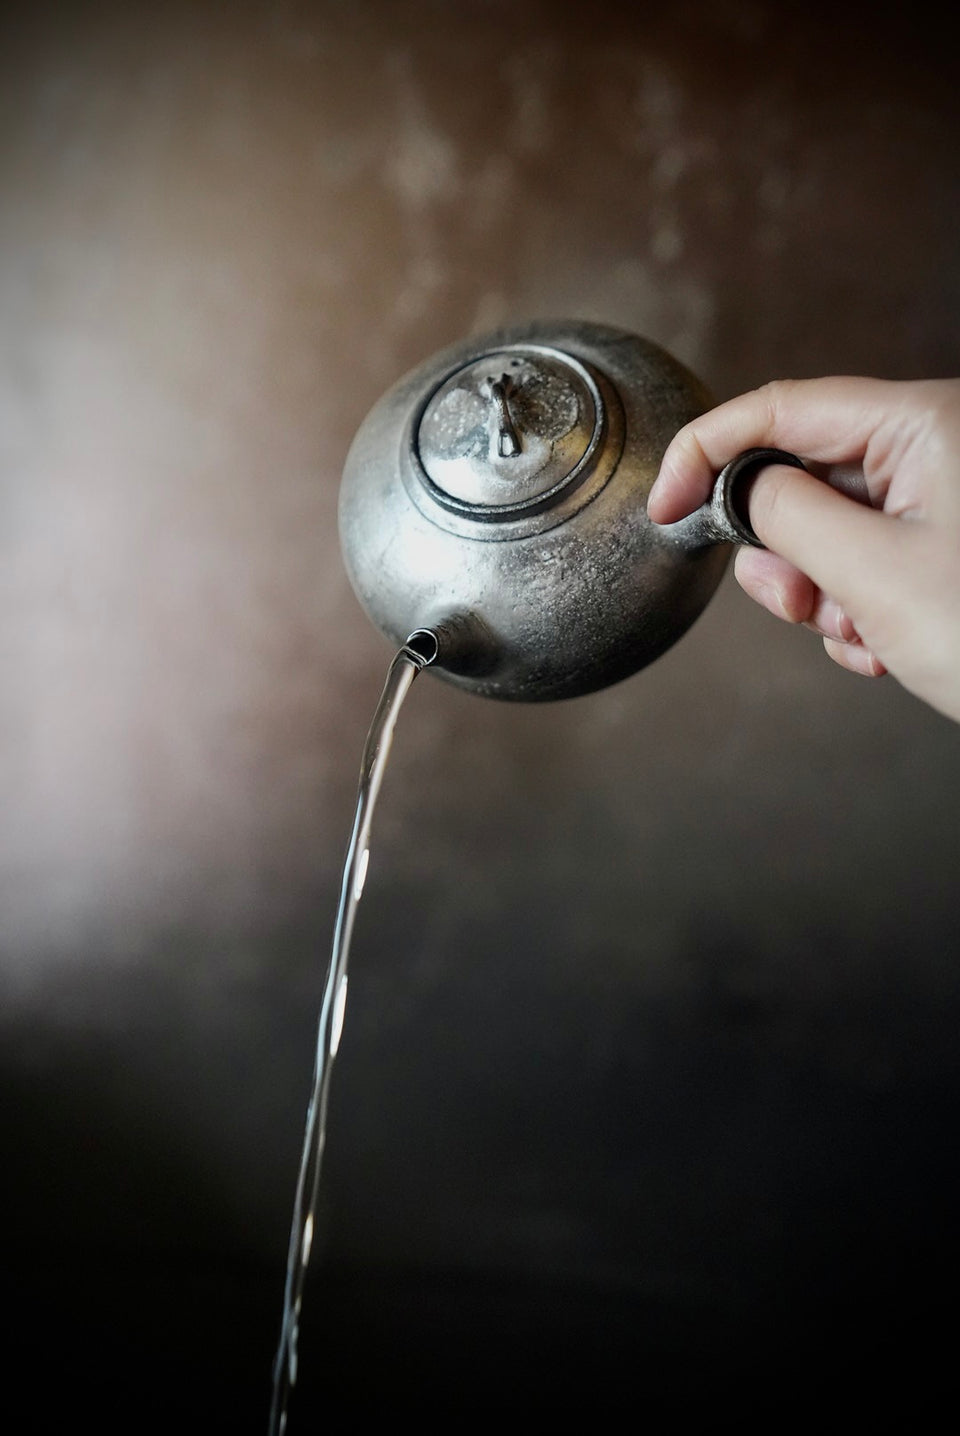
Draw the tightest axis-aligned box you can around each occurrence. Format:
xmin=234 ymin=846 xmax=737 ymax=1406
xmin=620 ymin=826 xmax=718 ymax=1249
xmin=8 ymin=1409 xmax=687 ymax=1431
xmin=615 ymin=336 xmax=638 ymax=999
xmin=339 ymin=319 xmax=741 ymax=702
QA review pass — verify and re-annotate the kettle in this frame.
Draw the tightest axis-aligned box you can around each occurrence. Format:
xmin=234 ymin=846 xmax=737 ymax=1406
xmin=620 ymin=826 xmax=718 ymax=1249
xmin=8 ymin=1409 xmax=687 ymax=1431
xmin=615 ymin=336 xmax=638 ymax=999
xmin=338 ymin=319 xmax=801 ymax=701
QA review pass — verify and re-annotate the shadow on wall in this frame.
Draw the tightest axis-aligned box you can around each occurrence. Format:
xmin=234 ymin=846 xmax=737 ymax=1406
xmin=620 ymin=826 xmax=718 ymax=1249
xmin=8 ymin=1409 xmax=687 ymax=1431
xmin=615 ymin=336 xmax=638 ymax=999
xmin=4 ymin=962 xmax=958 ymax=1429
xmin=6 ymin=863 xmax=960 ymax=1428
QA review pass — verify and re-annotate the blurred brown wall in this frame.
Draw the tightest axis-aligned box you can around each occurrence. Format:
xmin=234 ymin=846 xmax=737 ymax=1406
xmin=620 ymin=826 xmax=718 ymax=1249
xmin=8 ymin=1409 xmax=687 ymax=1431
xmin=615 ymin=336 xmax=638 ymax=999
xmin=2 ymin=1 xmax=959 ymax=1426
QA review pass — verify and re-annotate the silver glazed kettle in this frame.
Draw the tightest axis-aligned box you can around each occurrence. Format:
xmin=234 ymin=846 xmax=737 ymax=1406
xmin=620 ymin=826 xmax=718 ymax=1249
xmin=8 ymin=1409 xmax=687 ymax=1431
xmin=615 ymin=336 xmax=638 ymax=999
xmin=338 ymin=319 xmax=797 ymax=701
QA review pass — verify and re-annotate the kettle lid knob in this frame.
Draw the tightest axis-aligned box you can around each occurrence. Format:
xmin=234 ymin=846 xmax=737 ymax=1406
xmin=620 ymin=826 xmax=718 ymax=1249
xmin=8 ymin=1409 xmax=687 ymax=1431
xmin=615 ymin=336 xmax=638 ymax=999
xmin=415 ymin=344 xmax=612 ymax=521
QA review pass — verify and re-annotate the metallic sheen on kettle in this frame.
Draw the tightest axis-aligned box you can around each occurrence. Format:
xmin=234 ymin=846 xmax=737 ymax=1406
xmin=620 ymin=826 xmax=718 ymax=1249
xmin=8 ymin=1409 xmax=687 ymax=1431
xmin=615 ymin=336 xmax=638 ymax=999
xmin=339 ymin=319 xmax=766 ymax=702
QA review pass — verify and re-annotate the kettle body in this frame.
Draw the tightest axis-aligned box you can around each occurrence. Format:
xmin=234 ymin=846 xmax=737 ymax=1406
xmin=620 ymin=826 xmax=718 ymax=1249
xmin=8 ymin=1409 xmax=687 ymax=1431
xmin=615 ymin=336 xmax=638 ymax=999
xmin=339 ymin=319 xmax=750 ymax=702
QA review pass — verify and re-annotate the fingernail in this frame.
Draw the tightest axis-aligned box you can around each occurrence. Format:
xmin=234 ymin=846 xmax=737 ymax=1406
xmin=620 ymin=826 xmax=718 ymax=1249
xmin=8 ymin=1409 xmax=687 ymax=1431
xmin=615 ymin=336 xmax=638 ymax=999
xmin=755 ymin=583 xmax=791 ymax=621
xmin=819 ymin=601 xmax=859 ymax=642
xmin=835 ymin=607 xmax=859 ymax=642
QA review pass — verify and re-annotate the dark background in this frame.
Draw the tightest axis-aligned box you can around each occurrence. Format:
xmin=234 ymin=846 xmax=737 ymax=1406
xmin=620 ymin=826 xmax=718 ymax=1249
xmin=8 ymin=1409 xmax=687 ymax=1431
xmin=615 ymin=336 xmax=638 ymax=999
xmin=2 ymin=1 xmax=959 ymax=1429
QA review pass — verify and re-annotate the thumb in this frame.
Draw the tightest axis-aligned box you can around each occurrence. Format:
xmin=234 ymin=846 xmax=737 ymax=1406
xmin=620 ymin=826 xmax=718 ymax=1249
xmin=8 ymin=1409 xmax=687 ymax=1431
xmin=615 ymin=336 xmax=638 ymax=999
xmin=745 ymin=462 xmax=916 ymax=624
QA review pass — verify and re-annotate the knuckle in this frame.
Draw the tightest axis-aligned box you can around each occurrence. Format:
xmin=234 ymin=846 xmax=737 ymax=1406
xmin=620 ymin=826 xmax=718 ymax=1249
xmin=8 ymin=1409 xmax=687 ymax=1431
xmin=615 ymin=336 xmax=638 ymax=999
xmin=752 ymin=378 xmax=799 ymax=435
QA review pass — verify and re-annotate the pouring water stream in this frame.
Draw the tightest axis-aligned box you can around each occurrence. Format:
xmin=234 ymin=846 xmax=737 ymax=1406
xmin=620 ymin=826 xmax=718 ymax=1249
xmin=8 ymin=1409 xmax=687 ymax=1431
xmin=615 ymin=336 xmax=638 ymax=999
xmin=268 ymin=628 xmax=439 ymax=1436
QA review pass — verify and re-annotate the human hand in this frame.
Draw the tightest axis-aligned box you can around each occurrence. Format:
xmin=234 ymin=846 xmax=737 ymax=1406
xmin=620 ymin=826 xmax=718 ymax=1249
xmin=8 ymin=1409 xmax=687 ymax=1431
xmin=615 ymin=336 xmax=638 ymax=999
xmin=647 ymin=377 xmax=960 ymax=725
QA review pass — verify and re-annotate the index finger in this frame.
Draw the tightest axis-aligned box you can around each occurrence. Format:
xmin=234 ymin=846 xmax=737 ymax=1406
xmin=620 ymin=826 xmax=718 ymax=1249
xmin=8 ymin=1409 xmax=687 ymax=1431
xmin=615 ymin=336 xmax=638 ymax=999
xmin=647 ymin=376 xmax=905 ymax=523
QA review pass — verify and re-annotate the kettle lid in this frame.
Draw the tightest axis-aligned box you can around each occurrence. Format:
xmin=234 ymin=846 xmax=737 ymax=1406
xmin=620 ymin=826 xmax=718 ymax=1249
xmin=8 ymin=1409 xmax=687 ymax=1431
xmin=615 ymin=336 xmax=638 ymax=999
xmin=416 ymin=343 xmax=610 ymax=521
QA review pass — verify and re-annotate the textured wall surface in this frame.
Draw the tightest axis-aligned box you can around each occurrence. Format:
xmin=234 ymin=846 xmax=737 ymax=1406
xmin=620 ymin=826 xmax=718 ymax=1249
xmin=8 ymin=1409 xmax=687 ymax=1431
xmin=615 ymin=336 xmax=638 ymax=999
xmin=2 ymin=1 xmax=959 ymax=1428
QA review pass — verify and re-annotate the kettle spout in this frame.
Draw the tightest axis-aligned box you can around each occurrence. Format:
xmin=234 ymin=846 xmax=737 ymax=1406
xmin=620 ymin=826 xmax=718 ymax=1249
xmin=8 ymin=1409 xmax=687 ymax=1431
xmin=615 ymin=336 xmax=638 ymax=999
xmin=416 ymin=611 xmax=500 ymax=679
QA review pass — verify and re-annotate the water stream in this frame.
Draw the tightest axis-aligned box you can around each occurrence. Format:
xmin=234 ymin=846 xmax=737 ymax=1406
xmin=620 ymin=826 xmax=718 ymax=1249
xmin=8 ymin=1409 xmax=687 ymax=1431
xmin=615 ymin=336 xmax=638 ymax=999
xmin=268 ymin=629 xmax=440 ymax=1436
